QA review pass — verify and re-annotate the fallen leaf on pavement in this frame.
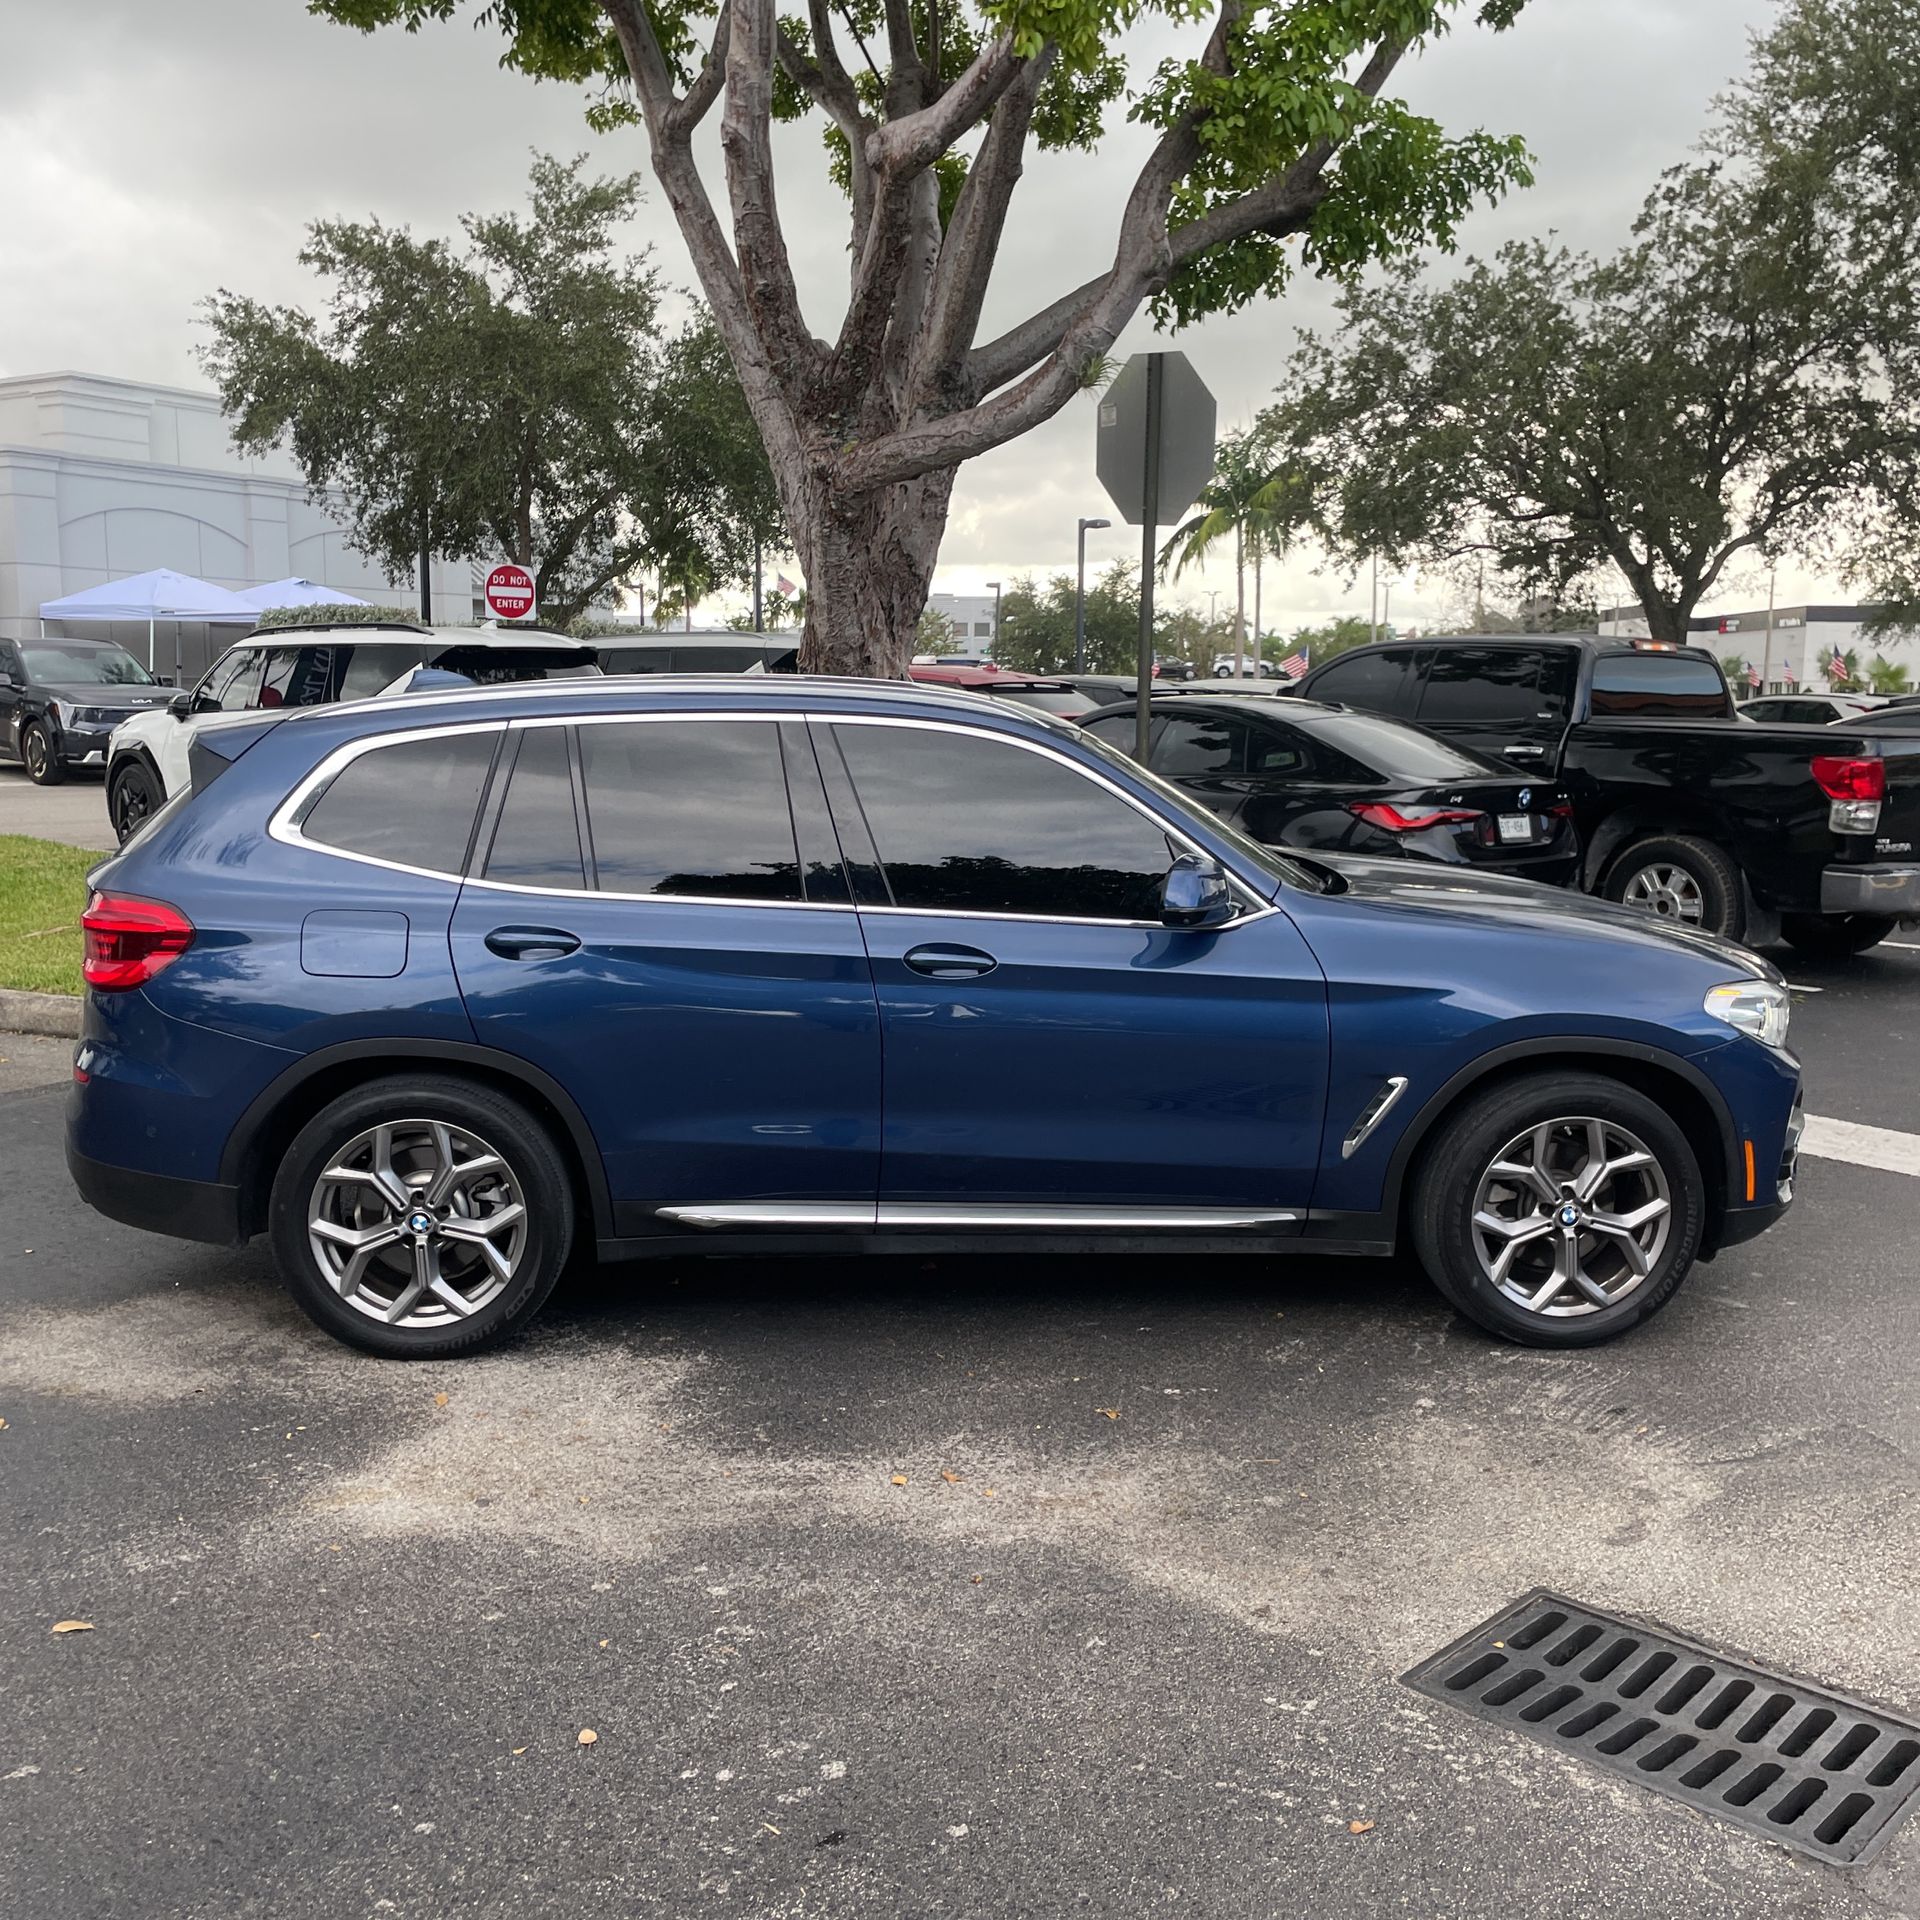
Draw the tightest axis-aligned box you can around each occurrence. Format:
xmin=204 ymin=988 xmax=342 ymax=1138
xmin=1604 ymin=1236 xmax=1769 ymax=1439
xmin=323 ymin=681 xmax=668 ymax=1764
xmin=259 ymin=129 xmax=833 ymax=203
xmin=577 ymin=1729 xmax=598 ymax=1746
xmin=1348 ymin=1820 xmax=1374 ymax=1835
xmin=940 ymin=1470 xmax=963 ymax=1484
xmin=51 ymin=1620 xmax=93 ymax=1634
xmin=981 ymin=1488 xmax=998 ymax=1499
xmin=890 ymin=1474 xmax=908 ymax=1487
xmin=1096 ymin=1408 xmax=1119 ymax=1420
xmin=433 ymin=1392 xmax=449 ymax=1408
xmin=512 ymin=1747 xmax=527 ymax=1755
xmin=598 ymin=1639 xmax=610 ymax=1649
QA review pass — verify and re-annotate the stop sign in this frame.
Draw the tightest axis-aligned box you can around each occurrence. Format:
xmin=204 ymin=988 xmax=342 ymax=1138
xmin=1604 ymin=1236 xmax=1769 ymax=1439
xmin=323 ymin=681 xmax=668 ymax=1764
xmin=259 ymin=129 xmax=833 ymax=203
xmin=484 ymin=562 xmax=536 ymax=622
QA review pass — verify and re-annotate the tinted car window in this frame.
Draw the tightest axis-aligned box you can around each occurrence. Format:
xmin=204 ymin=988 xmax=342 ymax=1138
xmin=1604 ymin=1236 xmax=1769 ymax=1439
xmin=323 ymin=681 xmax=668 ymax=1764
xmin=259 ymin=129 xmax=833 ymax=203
xmin=1299 ymin=712 xmax=1502 ymax=782
xmin=1156 ymin=713 xmax=1245 ymax=775
xmin=991 ymin=686 xmax=1099 ymax=716
xmin=211 ymin=649 xmax=266 ymax=712
xmin=485 ymin=725 xmax=584 ymax=888
xmin=1305 ymin=647 xmax=1423 ymax=717
xmin=1589 ymin=653 xmax=1730 ymax=718
xmin=257 ymin=646 xmax=340 ymax=709
xmin=1077 ymin=713 xmax=1140 ymax=754
xmin=300 ymin=731 xmax=497 ymax=874
xmin=579 ymin=720 xmax=801 ymax=901
xmin=834 ymin=723 xmax=1175 ymax=922
xmin=338 ymin=644 xmax=430 ymax=701
xmin=671 ymin=644 xmax=769 ymax=672
xmin=1419 ymin=647 xmax=1547 ymax=725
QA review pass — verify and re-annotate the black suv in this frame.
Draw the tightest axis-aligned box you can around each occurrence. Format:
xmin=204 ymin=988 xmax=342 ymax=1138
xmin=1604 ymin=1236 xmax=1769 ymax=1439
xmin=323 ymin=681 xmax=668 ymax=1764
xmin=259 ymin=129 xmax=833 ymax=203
xmin=0 ymin=636 xmax=172 ymax=785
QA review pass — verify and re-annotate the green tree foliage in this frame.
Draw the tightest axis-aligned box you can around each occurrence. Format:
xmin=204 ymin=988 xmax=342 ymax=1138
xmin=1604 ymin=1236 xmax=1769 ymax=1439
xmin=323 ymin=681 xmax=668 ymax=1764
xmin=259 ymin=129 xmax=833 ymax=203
xmin=312 ymin=0 xmax=1533 ymax=672
xmin=995 ymin=563 xmax=1220 ymax=674
xmin=1868 ymin=652 xmax=1912 ymax=694
xmin=1256 ymin=0 xmax=1920 ymax=645
xmin=202 ymin=155 xmax=781 ymax=630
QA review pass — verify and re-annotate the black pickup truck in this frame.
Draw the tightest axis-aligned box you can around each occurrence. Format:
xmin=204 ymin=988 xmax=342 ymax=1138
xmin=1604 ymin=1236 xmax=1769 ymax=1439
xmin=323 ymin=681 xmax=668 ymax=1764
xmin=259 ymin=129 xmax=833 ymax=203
xmin=1292 ymin=635 xmax=1920 ymax=956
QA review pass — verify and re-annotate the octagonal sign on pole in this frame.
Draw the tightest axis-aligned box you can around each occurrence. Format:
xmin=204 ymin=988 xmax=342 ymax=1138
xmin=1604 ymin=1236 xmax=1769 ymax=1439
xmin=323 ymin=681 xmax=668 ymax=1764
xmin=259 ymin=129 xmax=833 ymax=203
xmin=1095 ymin=352 xmax=1217 ymax=760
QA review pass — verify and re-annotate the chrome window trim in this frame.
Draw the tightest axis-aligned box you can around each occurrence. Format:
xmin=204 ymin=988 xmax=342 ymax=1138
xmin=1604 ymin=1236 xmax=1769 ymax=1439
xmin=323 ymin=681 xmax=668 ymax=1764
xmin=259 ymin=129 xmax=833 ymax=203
xmin=268 ymin=707 xmax=1278 ymax=928
xmin=658 ymin=1201 xmax=1298 ymax=1230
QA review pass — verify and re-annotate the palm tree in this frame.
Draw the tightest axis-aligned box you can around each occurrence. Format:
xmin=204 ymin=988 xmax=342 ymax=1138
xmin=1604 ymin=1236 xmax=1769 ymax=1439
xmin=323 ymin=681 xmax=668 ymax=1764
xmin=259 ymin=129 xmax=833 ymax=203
xmin=1159 ymin=432 xmax=1302 ymax=673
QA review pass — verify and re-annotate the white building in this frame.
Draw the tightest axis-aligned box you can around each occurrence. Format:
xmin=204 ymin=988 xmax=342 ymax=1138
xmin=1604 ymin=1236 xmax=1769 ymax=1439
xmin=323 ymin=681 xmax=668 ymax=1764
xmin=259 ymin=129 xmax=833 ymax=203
xmin=923 ymin=590 xmax=1002 ymax=649
xmin=0 ymin=371 xmax=468 ymax=682
xmin=1599 ymin=601 xmax=1893 ymax=695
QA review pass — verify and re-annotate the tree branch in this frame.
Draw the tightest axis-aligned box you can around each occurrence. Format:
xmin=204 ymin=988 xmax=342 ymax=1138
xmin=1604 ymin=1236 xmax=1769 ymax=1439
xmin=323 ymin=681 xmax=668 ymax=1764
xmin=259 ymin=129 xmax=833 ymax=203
xmin=776 ymin=23 xmax=875 ymax=244
xmin=665 ymin=5 xmax=733 ymax=137
xmin=881 ymin=0 xmax=923 ymax=115
xmin=866 ymin=34 xmax=1025 ymax=178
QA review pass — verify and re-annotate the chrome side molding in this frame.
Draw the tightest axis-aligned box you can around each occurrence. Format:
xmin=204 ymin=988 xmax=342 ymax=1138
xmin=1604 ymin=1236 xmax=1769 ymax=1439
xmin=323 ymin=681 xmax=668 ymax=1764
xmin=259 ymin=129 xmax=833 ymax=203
xmin=657 ymin=1201 xmax=1298 ymax=1230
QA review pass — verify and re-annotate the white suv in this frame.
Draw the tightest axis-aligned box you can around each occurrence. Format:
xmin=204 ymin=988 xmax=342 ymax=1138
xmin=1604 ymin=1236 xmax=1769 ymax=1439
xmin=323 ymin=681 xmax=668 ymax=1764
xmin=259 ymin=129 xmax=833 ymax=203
xmin=106 ymin=624 xmax=600 ymax=842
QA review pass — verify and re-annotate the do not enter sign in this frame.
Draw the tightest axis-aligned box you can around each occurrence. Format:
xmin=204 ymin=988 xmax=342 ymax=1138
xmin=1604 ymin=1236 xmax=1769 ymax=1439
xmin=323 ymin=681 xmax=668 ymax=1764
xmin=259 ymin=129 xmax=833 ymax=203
xmin=484 ymin=562 xmax=536 ymax=622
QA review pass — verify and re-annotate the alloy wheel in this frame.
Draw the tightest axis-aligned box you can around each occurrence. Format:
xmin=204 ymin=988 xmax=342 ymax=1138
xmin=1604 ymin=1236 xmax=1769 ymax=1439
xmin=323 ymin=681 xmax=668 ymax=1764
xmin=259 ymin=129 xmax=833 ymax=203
xmin=1620 ymin=862 xmax=1704 ymax=924
xmin=24 ymin=729 xmax=48 ymax=779
xmin=307 ymin=1118 xmax=528 ymax=1328
xmin=1470 ymin=1116 xmax=1672 ymax=1317
xmin=113 ymin=778 xmax=150 ymax=836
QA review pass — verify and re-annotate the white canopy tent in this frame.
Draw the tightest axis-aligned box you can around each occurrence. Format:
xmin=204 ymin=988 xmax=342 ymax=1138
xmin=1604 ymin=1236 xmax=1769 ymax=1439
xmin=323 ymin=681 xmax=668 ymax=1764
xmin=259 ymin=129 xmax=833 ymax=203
xmin=38 ymin=567 xmax=259 ymax=681
xmin=236 ymin=578 xmax=369 ymax=612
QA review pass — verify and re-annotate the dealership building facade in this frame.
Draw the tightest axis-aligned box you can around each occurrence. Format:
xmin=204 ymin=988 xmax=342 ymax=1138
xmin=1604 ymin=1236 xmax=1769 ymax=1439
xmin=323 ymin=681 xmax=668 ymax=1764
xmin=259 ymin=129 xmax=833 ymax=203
xmin=0 ymin=370 xmax=473 ymax=683
xmin=1599 ymin=601 xmax=1895 ymax=695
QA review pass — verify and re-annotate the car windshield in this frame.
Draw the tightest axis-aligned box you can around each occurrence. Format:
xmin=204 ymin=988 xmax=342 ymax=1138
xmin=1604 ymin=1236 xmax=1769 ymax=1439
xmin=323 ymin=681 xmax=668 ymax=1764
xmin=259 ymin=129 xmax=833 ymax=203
xmin=22 ymin=644 xmax=155 ymax=686
xmin=1068 ymin=718 xmax=1319 ymax=893
xmin=1299 ymin=710 xmax=1503 ymax=780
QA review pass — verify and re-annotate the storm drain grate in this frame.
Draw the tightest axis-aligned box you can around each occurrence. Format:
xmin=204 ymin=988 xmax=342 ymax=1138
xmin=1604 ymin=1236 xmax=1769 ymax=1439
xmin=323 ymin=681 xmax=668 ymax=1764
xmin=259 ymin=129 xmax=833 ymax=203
xmin=1402 ymin=1590 xmax=1920 ymax=1867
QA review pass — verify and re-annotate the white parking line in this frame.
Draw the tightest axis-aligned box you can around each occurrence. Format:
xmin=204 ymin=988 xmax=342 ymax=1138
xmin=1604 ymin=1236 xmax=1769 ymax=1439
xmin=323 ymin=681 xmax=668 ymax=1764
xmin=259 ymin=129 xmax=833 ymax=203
xmin=1801 ymin=1114 xmax=1920 ymax=1178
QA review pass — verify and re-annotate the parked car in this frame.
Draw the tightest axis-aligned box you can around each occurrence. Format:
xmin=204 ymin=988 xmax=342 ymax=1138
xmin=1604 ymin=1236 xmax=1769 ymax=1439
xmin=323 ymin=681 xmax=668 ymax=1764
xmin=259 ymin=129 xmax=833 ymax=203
xmin=1293 ymin=635 xmax=1920 ymax=956
xmin=1741 ymin=693 xmax=1887 ymax=725
xmin=1080 ymin=694 xmax=1579 ymax=886
xmin=911 ymin=651 xmax=995 ymax=669
xmin=69 ymin=674 xmax=1800 ymax=1361
xmin=593 ymin=632 xmax=799 ymax=674
xmin=1840 ymin=706 xmax=1920 ymax=731
xmin=104 ymin=623 xmax=601 ymax=843
xmin=909 ymin=662 xmax=1101 ymax=715
xmin=1211 ymin=654 xmax=1280 ymax=678
xmin=1155 ymin=658 xmax=1200 ymax=681
xmin=0 ymin=636 xmax=172 ymax=785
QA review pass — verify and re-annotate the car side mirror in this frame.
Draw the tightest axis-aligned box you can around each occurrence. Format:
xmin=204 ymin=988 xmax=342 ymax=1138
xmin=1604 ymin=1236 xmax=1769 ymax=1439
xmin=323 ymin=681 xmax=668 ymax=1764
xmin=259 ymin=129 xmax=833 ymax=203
xmin=1160 ymin=852 xmax=1236 ymax=929
xmin=168 ymin=691 xmax=194 ymax=719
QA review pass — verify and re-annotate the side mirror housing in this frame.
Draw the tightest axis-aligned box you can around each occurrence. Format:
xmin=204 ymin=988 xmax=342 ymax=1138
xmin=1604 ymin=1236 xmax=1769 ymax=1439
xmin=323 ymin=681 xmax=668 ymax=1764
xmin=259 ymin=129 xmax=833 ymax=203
xmin=167 ymin=690 xmax=194 ymax=719
xmin=1160 ymin=852 xmax=1236 ymax=929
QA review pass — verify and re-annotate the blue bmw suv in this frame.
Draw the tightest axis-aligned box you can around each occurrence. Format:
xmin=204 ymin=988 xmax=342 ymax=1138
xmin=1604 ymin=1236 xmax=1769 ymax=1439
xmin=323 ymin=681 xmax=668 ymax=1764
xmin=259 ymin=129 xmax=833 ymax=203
xmin=66 ymin=676 xmax=1803 ymax=1358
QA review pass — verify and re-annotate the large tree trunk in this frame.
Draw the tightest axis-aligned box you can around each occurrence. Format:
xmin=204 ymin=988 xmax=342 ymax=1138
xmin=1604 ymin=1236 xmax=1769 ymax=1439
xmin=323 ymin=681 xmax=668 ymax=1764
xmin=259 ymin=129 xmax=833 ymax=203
xmin=792 ymin=467 xmax=958 ymax=676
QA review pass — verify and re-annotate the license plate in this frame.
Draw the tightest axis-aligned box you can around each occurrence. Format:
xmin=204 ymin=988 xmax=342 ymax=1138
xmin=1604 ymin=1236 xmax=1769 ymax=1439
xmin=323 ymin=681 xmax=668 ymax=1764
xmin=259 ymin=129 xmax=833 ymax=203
xmin=1497 ymin=813 xmax=1535 ymax=844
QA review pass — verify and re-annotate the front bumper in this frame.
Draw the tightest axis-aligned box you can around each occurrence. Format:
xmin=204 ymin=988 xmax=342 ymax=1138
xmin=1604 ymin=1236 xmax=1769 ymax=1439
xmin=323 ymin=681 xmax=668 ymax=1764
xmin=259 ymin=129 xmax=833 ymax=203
xmin=66 ymin=1141 xmax=246 ymax=1246
xmin=57 ymin=727 xmax=114 ymax=765
xmin=1822 ymin=863 xmax=1920 ymax=914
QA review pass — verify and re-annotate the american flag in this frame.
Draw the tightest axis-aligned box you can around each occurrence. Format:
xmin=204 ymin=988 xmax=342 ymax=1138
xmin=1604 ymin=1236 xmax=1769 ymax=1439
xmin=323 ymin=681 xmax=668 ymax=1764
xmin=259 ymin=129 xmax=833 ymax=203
xmin=1277 ymin=648 xmax=1310 ymax=681
xmin=1746 ymin=660 xmax=1761 ymax=688
xmin=1826 ymin=649 xmax=1850 ymax=686
xmin=1780 ymin=660 xmax=1796 ymax=684
xmin=775 ymin=574 xmax=798 ymax=596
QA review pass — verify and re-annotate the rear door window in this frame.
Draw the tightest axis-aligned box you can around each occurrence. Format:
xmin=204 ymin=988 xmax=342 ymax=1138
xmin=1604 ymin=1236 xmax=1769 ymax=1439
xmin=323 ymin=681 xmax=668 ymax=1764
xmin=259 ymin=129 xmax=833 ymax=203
xmin=1155 ymin=712 xmax=1247 ymax=775
xmin=577 ymin=720 xmax=803 ymax=902
xmin=338 ymin=645 xmax=430 ymax=701
xmin=483 ymin=725 xmax=585 ymax=889
xmin=1418 ymin=647 xmax=1548 ymax=726
xmin=1589 ymin=653 xmax=1731 ymax=718
xmin=256 ymin=646 xmax=341 ymax=709
xmin=298 ymin=731 xmax=498 ymax=874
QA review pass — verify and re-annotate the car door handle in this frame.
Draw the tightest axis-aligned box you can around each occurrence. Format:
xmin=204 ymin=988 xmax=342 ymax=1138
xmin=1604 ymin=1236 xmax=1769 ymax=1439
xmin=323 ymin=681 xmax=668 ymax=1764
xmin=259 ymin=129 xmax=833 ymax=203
xmin=1504 ymin=745 xmax=1548 ymax=759
xmin=484 ymin=925 xmax=582 ymax=961
xmin=902 ymin=943 xmax=998 ymax=980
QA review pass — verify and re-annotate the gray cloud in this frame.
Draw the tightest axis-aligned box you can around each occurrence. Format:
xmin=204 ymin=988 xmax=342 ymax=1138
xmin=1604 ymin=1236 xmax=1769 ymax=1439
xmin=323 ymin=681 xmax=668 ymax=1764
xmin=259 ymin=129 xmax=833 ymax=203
xmin=2 ymin=0 xmax=1817 ymax=627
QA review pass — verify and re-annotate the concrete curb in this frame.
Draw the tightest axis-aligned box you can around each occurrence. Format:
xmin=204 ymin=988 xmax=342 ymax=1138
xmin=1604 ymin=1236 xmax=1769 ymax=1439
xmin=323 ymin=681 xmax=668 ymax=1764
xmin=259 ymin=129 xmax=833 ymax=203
xmin=0 ymin=988 xmax=81 ymax=1039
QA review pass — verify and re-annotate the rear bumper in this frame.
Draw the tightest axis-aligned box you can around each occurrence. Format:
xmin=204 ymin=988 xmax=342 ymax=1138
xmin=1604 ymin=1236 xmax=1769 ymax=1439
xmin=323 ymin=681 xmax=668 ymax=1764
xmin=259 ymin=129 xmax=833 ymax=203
xmin=1822 ymin=863 xmax=1920 ymax=914
xmin=65 ymin=1141 xmax=245 ymax=1246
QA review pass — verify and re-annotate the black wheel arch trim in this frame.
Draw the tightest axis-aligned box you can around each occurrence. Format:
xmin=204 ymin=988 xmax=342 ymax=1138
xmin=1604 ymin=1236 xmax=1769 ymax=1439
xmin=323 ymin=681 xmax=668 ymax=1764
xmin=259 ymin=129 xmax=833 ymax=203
xmin=1582 ymin=809 xmax=1735 ymax=892
xmin=218 ymin=1037 xmax=615 ymax=1236
xmin=1377 ymin=1037 xmax=1740 ymax=1238
xmin=109 ymin=742 xmax=165 ymax=789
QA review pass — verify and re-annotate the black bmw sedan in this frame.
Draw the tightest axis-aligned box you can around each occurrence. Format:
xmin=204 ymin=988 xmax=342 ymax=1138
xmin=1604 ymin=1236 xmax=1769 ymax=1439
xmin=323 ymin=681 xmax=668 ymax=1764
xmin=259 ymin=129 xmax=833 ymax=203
xmin=1080 ymin=693 xmax=1580 ymax=884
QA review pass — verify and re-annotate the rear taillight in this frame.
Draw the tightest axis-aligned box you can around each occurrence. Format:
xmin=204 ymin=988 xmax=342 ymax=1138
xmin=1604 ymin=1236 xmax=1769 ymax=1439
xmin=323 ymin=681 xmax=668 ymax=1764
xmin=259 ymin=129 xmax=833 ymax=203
xmin=1348 ymin=803 xmax=1483 ymax=834
xmin=81 ymin=891 xmax=194 ymax=991
xmin=1811 ymin=754 xmax=1885 ymax=835
xmin=1811 ymin=755 xmax=1885 ymax=802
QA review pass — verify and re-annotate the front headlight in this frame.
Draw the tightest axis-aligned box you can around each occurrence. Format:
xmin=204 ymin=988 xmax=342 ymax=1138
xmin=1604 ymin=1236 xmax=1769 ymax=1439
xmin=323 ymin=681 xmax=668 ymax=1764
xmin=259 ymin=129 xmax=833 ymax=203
xmin=48 ymin=698 xmax=72 ymax=726
xmin=1705 ymin=980 xmax=1791 ymax=1051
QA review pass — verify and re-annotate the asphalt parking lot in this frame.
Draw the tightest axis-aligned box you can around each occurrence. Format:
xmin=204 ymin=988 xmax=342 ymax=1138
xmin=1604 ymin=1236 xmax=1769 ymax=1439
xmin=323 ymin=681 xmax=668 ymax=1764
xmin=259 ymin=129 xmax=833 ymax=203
xmin=2 ymin=939 xmax=1917 ymax=1918
xmin=0 ymin=764 xmax=113 ymax=852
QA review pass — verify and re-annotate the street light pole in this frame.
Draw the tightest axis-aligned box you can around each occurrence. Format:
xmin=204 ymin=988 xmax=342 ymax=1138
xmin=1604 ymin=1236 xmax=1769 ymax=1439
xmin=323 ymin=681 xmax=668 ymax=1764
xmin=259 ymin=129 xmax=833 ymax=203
xmin=1075 ymin=517 xmax=1110 ymax=673
xmin=987 ymin=580 xmax=1001 ymax=657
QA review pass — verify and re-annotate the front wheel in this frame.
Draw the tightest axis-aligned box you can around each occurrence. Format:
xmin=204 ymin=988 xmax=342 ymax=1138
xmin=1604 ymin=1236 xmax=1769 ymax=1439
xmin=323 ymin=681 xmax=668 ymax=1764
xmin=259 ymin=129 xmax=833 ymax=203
xmin=1409 ymin=1071 xmax=1706 ymax=1347
xmin=108 ymin=760 xmax=162 ymax=844
xmin=21 ymin=721 xmax=65 ymax=786
xmin=268 ymin=1075 xmax=576 ymax=1358
xmin=1602 ymin=833 xmax=1744 ymax=940
xmin=1779 ymin=912 xmax=1895 ymax=958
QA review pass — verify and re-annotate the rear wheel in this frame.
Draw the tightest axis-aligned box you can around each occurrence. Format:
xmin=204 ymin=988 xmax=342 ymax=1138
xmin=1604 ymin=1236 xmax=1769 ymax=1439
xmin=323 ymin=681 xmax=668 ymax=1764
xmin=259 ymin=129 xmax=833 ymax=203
xmin=1409 ymin=1071 xmax=1706 ymax=1347
xmin=268 ymin=1075 xmax=576 ymax=1358
xmin=1779 ymin=912 xmax=1895 ymax=958
xmin=108 ymin=760 xmax=162 ymax=844
xmin=1603 ymin=833 xmax=1744 ymax=940
xmin=21 ymin=721 xmax=65 ymax=786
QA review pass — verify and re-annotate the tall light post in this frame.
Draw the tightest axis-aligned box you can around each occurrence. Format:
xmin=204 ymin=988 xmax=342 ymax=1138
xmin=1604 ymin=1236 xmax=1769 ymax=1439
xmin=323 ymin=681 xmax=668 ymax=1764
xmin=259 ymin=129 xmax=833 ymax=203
xmin=1075 ymin=518 xmax=1111 ymax=672
xmin=987 ymin=580 xmax=1002 ymax=657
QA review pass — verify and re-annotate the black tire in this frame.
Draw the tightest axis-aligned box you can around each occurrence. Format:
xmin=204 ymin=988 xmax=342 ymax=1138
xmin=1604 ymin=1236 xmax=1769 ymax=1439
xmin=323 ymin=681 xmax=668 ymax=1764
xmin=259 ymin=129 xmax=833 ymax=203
xmin=21 ymin=721 xmax=65 ymax=786
xmin=268 ymin=1074 xmax=576 ymax=1359
xmin=1602 ymin=832 xmax=1745 ymax=940
xmin=108 ymin=759 xmax=162 ymax=845
xmin=1779 ymin=912 xmax=1895 ymax=958
xmin=1409 ymin=1070 xmax=1706 ymax=1348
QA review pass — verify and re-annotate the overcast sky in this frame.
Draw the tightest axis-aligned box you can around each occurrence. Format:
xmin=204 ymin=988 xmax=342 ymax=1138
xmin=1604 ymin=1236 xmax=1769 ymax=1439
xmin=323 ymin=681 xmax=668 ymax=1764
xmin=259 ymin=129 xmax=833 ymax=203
xmin=0 ymin=0 xmax=1822 ymax=631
